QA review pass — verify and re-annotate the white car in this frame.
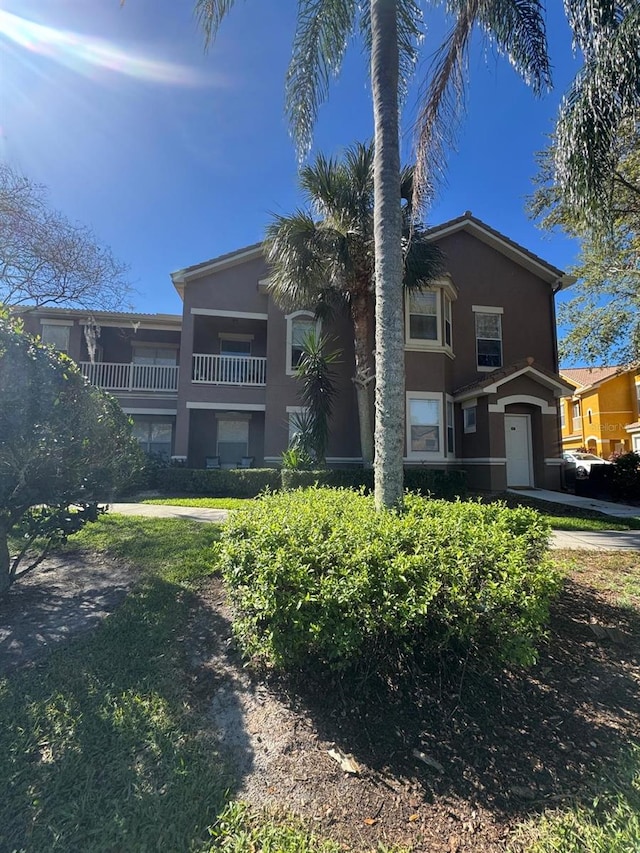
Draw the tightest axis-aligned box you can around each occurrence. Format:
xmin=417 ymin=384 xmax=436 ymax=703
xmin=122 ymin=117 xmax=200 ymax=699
xmin=562 ymin=451 xmax=611 ymax=479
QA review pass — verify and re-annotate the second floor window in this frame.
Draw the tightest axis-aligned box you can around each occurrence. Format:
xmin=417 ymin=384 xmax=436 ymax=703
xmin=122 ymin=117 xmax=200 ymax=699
xmin=407 ymin=291 xmax=438 ymax=342
xmin=132 ymin=346 xmax=176 ymax=366
xmin=475 ymin=312 xmax=502 ymax=369
xmin=220 ymin=338 xmax=251 ymax=357
xmin=290 ymin=315 xmax=315 ymax=372
xmin=41 ymin=322 xmax=70 ymax=353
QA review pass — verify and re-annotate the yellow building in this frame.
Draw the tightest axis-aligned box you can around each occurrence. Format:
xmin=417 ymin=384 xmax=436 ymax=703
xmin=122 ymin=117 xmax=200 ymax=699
xmin=559 ymin=366 xmax=640 ymax=457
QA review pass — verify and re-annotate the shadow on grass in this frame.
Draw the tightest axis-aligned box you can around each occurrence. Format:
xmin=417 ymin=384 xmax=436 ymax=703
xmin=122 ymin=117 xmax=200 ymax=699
xmin=0 ymin=575 xmax=251 ymax=853
xmin=275 ymin=579 xmax=640 ymax=823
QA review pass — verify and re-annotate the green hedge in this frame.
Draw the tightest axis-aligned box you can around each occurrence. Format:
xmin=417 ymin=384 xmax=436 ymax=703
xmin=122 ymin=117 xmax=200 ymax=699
xmin=156 ymin=466 xmax=467 ymax=500
xmin=157 ymin=467 xmax=281 ymax=498
xmin=219 ymin=488 xmax=558 ymax=671
xmin=281 ymin=467 xmax=467 ymax=499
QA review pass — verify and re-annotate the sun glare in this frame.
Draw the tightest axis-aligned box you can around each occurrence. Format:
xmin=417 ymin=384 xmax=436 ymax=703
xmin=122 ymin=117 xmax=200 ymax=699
xmin=0 ymin=9 xmax=210 ymax=86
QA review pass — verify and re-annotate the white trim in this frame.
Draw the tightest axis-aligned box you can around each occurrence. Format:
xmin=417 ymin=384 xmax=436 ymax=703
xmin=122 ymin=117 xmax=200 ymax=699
xmin=122 ymin=408 xmax=177 ymax=416
xmin=585 ymin=433 xmax=600 ymax=445
xmin=489 ymin=394 xmax=557 ymax=415
xmin=472 ymin=305 xmax=503 ymax=314
xmin=405 ymin=288 xmax=443 ymax=350
xmin=406 ymin=391 xmax=445 ymax=461
xmin=186 ymin=402 xmax=266 ymax=411
xmin=461 ymin=398 xmax=477 ymax=410
xmin=446 ymin=394 xmax=455 ymax=456
xmin=286 ymin=405 xmax=308 ymax=414
xmin=191 ymin=308 xmax=268 ymax=320
xmin=286 ymin=310 xmax=318 ymax=376
xmin=40 ymin=318 xmax=74 ymax=326
xmin=544 ymin=458 xmax=564 ymax=466
xmin=100 ymin=321 xmax=180 ymax=331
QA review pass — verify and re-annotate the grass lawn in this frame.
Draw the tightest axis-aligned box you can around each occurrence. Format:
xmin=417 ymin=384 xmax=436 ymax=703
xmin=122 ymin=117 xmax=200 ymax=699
xmin=139 ymin=496 xmax=250 ymax=510
xmin=1 ymin=513 xmax=638 ymax=852
xmin=0 ymin=516 xmax=344 ymax=853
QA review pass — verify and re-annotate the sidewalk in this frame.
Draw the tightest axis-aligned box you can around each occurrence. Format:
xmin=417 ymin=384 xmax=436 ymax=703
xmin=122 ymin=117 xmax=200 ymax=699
xmin=508 ymin=488 xmax=640 ymax=519
xmin=110 ymin=502 xmax=640 ymax=551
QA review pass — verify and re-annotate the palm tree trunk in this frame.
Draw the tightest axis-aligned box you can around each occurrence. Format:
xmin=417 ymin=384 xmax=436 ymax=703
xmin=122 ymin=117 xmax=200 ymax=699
xmin=0 ymin=528 xmax=11 ymax=599
xmin=350 ymin=289 xmax=375 ymax=468
xmin=370 ymin=0 xmax=405 ymax=508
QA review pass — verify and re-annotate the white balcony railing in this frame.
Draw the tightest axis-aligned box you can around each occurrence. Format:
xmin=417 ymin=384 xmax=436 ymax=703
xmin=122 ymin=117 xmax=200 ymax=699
xmin=80 ymin=362 xmax=179 ymax=392
xmin=192 ymin=353 xmax=267 ymax=386
xmin=572 ymin=416 xmax=582 ymax=433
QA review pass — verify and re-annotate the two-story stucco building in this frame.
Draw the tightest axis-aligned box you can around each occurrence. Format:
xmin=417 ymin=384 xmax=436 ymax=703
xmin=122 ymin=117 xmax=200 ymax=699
xmin=560 ymin=365 xmax=640 ymax=456
xmin=17 ymin=213 xmax=576 ymax=492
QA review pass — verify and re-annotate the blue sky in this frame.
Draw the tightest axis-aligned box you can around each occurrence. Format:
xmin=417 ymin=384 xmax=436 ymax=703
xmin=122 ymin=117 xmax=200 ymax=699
xmin=1 ymin=0 xmax=582 ymax=318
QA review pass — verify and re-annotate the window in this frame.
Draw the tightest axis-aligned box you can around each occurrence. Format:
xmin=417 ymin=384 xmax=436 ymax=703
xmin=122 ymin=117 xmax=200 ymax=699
xmin=636 ymin=381 xmax=640 ymax=412
xmin=41 ymin=322 xmax=70 ymax=352
xmin=571 ymin=400 xmax=581 ymax=433
xmin=132 ymin=346 xmax=176 ymax=365
xmin=463 ymin=405 xmax=477 ymax=434
xmin=408 ymin=291 xmax=438 ymax=342
xmin=217 ymin=418 xmax=249 ymax=466
xmin=446 ymin=398 xmax=455 ymax=455
xmin=407 ymin=394 xmax=442 ymax=456
xmin=131 ymin=419 xmax=173 ymax=459
xmin=444 ymin=296 xmax=452 ymax=348
xmin=475 ymin=311 xmax=502 ymax=369
xmin=560 ymin=402 xmax=566 ymax=429
xmin=219 ymin=337 xmax=251 ymax=357
xmin=286 ymin=312 xmax=317 ymax=374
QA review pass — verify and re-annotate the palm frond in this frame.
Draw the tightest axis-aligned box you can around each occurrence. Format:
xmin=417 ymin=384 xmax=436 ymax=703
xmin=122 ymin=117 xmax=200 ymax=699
xmin=413 ymin=0 xmax=550 ymax=211
xmin=403 ymin=231 xmax=446 ymax=290
xmin=285 ymin=0 xmax=358 ymax=157
xmin=555 ymin=1 xmax=640 ymax=222
xmin=194 ymin=0 xmax=238 ymax=47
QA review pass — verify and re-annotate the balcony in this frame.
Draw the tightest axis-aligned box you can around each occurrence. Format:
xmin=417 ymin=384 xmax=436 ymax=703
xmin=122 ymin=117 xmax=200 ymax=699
xmin=572 ymin=416 xmax=582 ymax=434
xmin=192 ymin=353 xmax=267 ymax=386
xmin=80 ymin=362 xmax=179 ymax=393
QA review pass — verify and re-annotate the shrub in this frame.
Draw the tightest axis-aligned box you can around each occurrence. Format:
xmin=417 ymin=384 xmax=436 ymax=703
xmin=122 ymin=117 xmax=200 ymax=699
xmin=610 ymin=452 xmax=640 ymax=502
xmin=219 ymin=488 xmax=558 ymax=672
xmin=281 ymin=467 xmax=467 ymax=499
xmin=157 ymin=467 xmax=280 ymax=498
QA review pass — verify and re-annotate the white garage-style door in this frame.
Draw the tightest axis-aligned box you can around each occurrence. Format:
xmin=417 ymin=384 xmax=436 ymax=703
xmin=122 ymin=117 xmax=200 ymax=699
xmin=504 ymin=414 xmax=533 ymax=487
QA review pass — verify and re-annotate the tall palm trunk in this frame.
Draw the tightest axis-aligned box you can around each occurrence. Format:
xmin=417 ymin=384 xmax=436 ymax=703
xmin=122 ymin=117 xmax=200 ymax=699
xmin=371 ymin=0 xmax=405 ymax=508
xmin=350 ymin=288 xmax=375 ymax=467
xmin=0 ymin=527 xmax=11 ymax=599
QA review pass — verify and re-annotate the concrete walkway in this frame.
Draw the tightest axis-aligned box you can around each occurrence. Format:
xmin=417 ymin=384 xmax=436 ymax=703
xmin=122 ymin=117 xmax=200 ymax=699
xmin=110 ymin=502 xmax=640 ymax=552
xmin=508 ymin=488 xmax=640 ymax=519
xmin=109 ymin=503 xmax=229 ymax=524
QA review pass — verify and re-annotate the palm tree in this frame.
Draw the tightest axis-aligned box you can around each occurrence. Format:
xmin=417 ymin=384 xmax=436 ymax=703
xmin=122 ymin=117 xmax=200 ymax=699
xmin=188 ymin=0 xmax=551 ymax=507
xmin=265 ymin=141 xmax=444 ymax=467
xmin=553 ymin=0 xmax=640 ymax=226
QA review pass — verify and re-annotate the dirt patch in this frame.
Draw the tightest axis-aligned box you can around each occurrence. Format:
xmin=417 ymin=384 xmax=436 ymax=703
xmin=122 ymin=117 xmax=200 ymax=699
xmin=0 ymin=550 xmax=138 ymax=676
xmin=184 ymin=575 xmax=640 ymax=852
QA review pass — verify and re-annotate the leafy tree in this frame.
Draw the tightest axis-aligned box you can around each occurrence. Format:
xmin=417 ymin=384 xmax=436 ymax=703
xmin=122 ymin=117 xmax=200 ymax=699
xmin=183 ymin=0 xmax=550 ymax=507
xmin=530 ymin=119 xmax=639 ymax=364
xmin=0 ymin=163 xmax=131 ymax=310
xmin=265 ymin=142 xmax=444 ymax=467
xmin=0 ymin=313 xmax=142 ymax=597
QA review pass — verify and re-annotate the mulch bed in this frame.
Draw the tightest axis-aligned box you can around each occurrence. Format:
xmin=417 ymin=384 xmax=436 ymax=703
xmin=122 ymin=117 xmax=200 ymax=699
xmin=184 ymin=568 xmax=640 ymax=852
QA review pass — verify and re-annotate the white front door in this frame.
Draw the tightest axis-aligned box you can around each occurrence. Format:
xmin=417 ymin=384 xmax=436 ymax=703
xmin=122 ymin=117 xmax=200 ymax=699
xmin=504 ymin=414 xmax=533 ymax=487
